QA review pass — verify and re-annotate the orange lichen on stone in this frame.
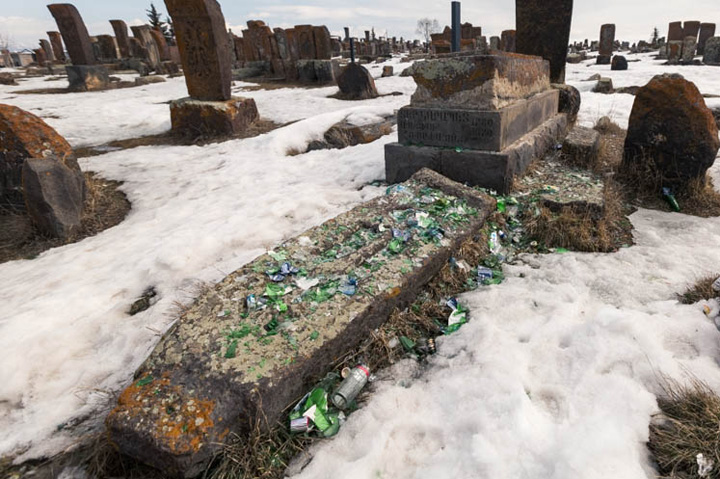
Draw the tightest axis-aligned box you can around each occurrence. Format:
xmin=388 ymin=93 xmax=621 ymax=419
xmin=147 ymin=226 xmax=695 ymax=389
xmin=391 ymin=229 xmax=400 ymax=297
xmin=0 ymin=103 xmax=74 ymax=163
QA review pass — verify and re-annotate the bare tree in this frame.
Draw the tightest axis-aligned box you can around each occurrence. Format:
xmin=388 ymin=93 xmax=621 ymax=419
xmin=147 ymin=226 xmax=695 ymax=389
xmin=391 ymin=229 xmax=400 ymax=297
xmin=416 ymin=18 xmax=440 ymax=52
xmin=0 ymin=31 xmax=12 ymax=51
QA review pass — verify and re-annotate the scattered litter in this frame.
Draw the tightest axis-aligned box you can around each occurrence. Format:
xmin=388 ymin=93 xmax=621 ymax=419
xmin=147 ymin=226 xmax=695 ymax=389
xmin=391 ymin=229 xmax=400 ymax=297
xmin=443 ymin=298 xmax=469 ymax=334
xmin=662 ymin=187 xmax=681 ymax=212
xmin=712 ymin=277 xmax=720 ymax=292
xmin=295 ymin=277 xmax=320 ymax=290
xmin=331 ymin=365 xmax=370 ymax=410
xmin=697 ymin=453 xmax=714 ymax=478
xmin=339 ymin=277 xmax=358 ymax=296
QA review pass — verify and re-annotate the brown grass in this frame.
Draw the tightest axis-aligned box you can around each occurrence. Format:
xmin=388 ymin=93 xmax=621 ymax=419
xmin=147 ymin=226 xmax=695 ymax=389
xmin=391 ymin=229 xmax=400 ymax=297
xmin=524 ymin=180 xmax=634 ymax=253
xmin=679 ymin=274 xmax=720 ymax=305
xmin=0 ymin=172 xmax=130 ymax=264
xmin=649 ymin=377 xmax=720 ymax=478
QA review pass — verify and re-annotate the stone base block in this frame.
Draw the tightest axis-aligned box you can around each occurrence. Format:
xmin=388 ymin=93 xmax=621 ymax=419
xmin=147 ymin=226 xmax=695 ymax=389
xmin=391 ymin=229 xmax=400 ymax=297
xmin=560 ymin=126 xmax=600 ymax=168
xmin=297 ymin=59 xmax=339 ymax=84
xmin=398 ymin=89 xmax=559 ymax=151
xmin=169 ymin=97 xmax=259 ymax=137
xmin=596 ymin=54 xmax=611 ymax=65
xmin=386 ymin=113 xmax=569 ymax=193
xmin=66 ymin=65 xmax=109 ymax=92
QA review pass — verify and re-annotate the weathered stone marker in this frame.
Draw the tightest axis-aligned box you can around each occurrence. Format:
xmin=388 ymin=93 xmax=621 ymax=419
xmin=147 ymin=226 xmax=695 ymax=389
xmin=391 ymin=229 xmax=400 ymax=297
xmin=131 ymin=25 xmax=162 ymax=71
xmin=106 ymin=168 xmax=494 ymax=477
xmin=336 ymin=62 xmax=378 ymax=100
xmin=47 ymin=4 xmax=109 ymax=91
xmin=386 ymin=53 xmax=569 ymax=193
xmin=110 ymin=20 xmax=131 ymax=58
xmin=704 ymin=37 xmax=720 ymax=65
xmin=683 ymin=21 xmax=701 ymax=40
xmin=47 ymin=31 xmax=66 ymax=62
xmin=39 ymin=39 xmax=56 ymax=63
xmin=668 ymin=21 xmax=683 ymax=42
xmin=682 ymin=35 xmax=697 ymax=62
xmin=501 ymin=29 xmax=516 ymax=52
xmin=516 ymin=0 xmax=573 ymax=83
xmin=597 ymin=24 xmax=615 ymax=64
xmin=95 ymin=35 xmax=118 ymax=61
xmin=149 ymin=28 xmax=171 ymax=61
xmin=164 ymin=0 xmax=258 ymax=136
xmin=698 ymin=23 xmax=716 ymax=55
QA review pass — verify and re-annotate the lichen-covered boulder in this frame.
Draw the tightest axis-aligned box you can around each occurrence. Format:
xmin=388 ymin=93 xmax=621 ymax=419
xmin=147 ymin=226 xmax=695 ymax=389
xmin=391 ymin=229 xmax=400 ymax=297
xmin=0 ymin=103 xmax=78 ymax=207
xmin=611 ymin=55 xmax=628 ymax=70
xmin=622 ymin=74 xmax=720 ymax=189
xmin=552 ymin=83 xmax=581 ymax=124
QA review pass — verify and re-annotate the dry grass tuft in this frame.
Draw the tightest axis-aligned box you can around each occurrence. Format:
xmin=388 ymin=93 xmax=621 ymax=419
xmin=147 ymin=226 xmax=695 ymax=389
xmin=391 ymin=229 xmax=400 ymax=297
xmin=679 ymin=274 xmax=719 ymax=305
xmin=594 ymin=116 xmax=625 ymax=136
xmin=524 ymin=180 xmax=634 ymax=253
xmin=649 ymin=377 xmax=720 ymax=478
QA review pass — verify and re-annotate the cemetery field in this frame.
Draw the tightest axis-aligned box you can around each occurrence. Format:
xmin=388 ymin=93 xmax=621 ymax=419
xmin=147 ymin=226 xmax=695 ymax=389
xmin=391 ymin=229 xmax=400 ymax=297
xmin=2 ymin=52 xmax=720 ymax=478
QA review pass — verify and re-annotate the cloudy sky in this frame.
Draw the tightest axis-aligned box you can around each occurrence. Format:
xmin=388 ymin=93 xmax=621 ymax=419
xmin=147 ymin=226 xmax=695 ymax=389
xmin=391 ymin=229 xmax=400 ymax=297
xmin=1 ymin=0 xmax=719 ymax=50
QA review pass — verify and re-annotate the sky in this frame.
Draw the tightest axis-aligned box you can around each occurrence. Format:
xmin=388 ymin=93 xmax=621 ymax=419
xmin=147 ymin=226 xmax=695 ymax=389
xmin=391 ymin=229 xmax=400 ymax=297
xmin=0 ymin=1 xmax=719 ymax=51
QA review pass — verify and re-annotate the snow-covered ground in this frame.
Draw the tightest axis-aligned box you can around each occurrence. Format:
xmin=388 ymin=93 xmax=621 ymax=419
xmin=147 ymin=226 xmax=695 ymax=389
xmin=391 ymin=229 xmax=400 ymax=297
xmin=1 ymin=52 xmax=720 ymax=479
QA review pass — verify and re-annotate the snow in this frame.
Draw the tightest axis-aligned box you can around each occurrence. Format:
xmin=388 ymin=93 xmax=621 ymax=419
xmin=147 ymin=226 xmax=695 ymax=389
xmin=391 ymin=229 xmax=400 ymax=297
xmin=1 ymin=51 xmax=720 ymax=479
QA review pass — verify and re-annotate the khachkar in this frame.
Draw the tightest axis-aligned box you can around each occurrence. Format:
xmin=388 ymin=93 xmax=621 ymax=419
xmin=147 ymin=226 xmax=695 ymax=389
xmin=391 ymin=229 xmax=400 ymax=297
xmin=47 ymin=3 xmax=109 ymax=91
xmin=515 ymin=0 xmax=573 ymax=83
xmin=110 ymin=20 xmax=131 ymax=58
xmin=47 ymin=31 xmax=66 ymax=62
xmin=385 ymin=53 xmax=569 ymax=192
xmin=597 ymin=24 xmax=615 ymax=64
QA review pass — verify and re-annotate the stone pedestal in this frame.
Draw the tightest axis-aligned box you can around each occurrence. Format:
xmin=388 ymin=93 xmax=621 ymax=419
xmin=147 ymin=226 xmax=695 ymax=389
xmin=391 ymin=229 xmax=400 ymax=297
xmin=66 ymin=65 xmax=109 ymax=91
xmin=385 ymin=53 xmax=569 ymax=193
xmin=169 ymin=97 xmax=259 ymax=137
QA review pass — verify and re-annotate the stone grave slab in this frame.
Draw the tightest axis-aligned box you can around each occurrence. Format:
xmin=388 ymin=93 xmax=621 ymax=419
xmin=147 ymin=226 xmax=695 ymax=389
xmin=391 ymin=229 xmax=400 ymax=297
xmin=169 ymin=97 xmax=259 ymax=136
xmin=106 ymin=168 xmax=495 ymax=477
xmin=47 ymin=3 xmax=96 ymax=65
xmin=398 ymin=89 xmax=559 ymax=151
xmin=110 ymin=20 xmax=131 ymax=58
xmin=47 ymin=31 xmax=65 ymax=62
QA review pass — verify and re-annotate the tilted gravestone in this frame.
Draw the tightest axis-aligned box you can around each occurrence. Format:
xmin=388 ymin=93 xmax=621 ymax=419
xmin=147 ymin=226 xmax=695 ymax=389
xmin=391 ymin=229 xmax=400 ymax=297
xmin=501 ymin=29 xmax=516 ymax=52
xmin=110 ymin=20 xmax=131 ymax=58
xmin=131 ymin=25 xmax=162 ymax=71
xmin=515 ymin=0 xmax=573 ymax=83
xmin=95 ymin=35 xmax=118 ymax=61
xmin=385 ymin=53 xmax=569 ymax=192
xmin=39 ymin=39 xmax=56 ymax=63
xmin=47 ymin=31 xmax=66 ymax=62
xmin=149 ymin=28 xmax=171 ymax=62
xmin=698 ymin=23 xmax=716 ymax=55
xmin=668 ymin=21 xmax=684 ymax=42
xmin=683 ymin=21 xmax=701 ymax=40
xmin=597 ymin=24 xmax=615 ymax=64
xmin=47 ymin=4 xmax=109 ymax=91
xmin=163 ymin=0 xmax=259 ymax=136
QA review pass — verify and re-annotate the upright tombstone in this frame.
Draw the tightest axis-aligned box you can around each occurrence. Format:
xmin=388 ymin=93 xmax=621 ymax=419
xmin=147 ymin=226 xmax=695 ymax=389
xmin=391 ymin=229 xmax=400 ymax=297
xmin=151 ymin=0 xmax=258 ymax=138
xmin=149 ymin=28 xmax=170 ymax=61
xmin=295 ymin=25 xmax=316 ymax=60
xmin=668 ymin=22 xmax=684 ymax=42
xmin=33 ymin=48 xmax=48 ymax=66
xmin=47 ymin=4 xmax=109 ymax=91
xmin=95 ymin=35 xmax=118 ymax=61
xmin=683 ymin=21 xmax=701 ymax=40
xmin=131 ymin=25 xmax=162 ymax=71
xmin=312 ymin=26 xmax=332 ymax=60
xmin=597 ymin=24 xmax=615 ymax=64
xmin=704 ymin=37 xmax=720 ymax=65
xmin=110 ymin=20 xmax=131 ymax=58
xmin=39 ymin=39 xmax=56 ymax=63
xmin=489 ymin=36 xmax=500 ymax=50
xmin=682 ymin=36 xmax=697 ymax=62
xmin=47 ymin=31 xmax=66 ymax=62
xmin=516 ymin=0 xmax=573 ymax=83
xmin=698 ymin=23 xmax=716 ymax=55
xmin=385 ymin=54 xmax=569 ymax=192
xmin=501 ymin=29 xmax=516 ymax=52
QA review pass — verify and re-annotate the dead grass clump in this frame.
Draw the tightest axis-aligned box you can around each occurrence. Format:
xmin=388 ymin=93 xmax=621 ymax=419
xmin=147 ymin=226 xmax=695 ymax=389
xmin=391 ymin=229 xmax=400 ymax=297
xmin=593 ymin=116 xmax=625 ymax=136
xmin=0 ymin=172 xmax=130 ymax=264
xmin=649 ymin=377 xmax=720 ymax=478
xmin=679 ymin=274 xmax=719 ymax=305
xmin=524 ymin=181 xmax=634 ymax=253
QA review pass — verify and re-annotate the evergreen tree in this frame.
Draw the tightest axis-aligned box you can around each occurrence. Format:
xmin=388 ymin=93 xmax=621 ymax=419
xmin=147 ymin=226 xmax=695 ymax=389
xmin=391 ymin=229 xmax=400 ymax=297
xmin=146 ymin=3 xmax=169 ymax=41
xmin=651 ymin=27 xmax=659 ymax=47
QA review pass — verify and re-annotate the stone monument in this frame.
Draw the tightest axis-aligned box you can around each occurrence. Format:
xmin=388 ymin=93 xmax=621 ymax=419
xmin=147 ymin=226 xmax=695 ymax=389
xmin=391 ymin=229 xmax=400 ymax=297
xmin=110 ymin=20 xmax=131 ymax=58
xmin=131 ymin=25 xmax=162 ymax=71
xmin=385 ymin=53 xmax=569 ymax=192
xmin=698 ymin=23 xmax=716 ymax=55
xmin=47 ymin=31 xmax=66 ymax=62
xmin=161 ymin=0 xmax=259 ymax=137
xmin=597 ymin=24 xmax=615 ymax=64
xmin=515 ymin=0 xmax=573 ymax=83
xmin=47 ymin=3 xmax=109 ymax=91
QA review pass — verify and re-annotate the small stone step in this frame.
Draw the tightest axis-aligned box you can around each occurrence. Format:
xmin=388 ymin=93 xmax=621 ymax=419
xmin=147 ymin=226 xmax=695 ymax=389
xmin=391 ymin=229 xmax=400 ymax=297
xmin=106 ymin=169 xmax=494 ymax=477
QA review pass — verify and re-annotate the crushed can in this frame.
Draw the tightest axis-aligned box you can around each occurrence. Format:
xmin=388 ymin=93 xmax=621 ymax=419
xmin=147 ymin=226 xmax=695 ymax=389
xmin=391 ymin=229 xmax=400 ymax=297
xmin=290 ymin=416 xmax=311 ymax=433
xmin=331 ymin=365 xmax=370 ymax=410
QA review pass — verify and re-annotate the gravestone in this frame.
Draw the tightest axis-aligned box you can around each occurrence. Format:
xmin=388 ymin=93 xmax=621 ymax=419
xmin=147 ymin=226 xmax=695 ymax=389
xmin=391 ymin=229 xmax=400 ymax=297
xmin=110 ymin=20 xmax=131 ymax=58
xmin=516 ymin=0 xmax=573 ymax=83
xmin=47 ymin=31 xmax=66 ymax=62
xmin=149 ymin=28 xmax=170 ymax=61
xmin=336 ymin=62 xmax=378 ymax=100
xmin=704 ymin=37 xmax=720 ymax=65
xmin=164 ymin=0 xmax=259 ymax=136
xmin=501 ymin=29 xmax=516 ymax=52
xmin=106 ymin=168 xmax=494 ymax=478
xmin=312 ymin=26 xmax=332 ymax=60
xmin=597 ymin=24 xmax=615 ymax=64
xmin=489 ymin=36 xmax=500 ymax=50
xmin=131 ymin=25 xmax=162 ymax=71
xmin=95 ymin=35 xmax=118 ymax=61
xmin=39 ymin=39 xmax=56 ymax=63
xmin=698 ymin=23 xmax=716 ymax=55
xmin=386 ymin=53 xmax=569 ymax=192
xmin=682 ymin=36 xmax=697 ymax=62
xmin=33 ymin=48 xmax=47 ymax=67
xmin=295 ymin=25 xmax=316 ymax=60
xmin=683 ymin=21 xmax=701 ymax=40
xmin=668 ymin=21 xmax=683 ymax=42
xmin=668 ymin=41 xmax=683 ymax=62
xmin=47 ymin=4 xmax=108 ymax=90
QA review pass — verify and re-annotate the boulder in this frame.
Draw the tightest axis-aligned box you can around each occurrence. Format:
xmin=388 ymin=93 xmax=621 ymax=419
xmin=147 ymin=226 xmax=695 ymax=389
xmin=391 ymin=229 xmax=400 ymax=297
xmin=381 ymin=65 xmax=394 ymax=77
xmin=0 ymin=104 xmax=78 ymax=208
xmin=566 ymin=53 xmax=583 ymax=64
xmin=135 ymin=75 xmax=167 ymax=86
xmin=596 ymin=54 xmax=611 ymax=65
xmin=22 ymin=158 xmax=85 ymax=239
xmin=552 ymin=83 xmax=581 ymax=124
xmin=622 ymin=74 xmax=720 ymax=189
xmin=611 ymin=55 xmax=628 ymax=70
xmin=560 ymin=126 xmax=600 ymax=168
xmin=0 ymin=73 xmax=18 ymax=85
xmin=592 ymin=77 xmax=614 ymax=94
xmin=336 ymin=63 xmax=378 ymax=100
